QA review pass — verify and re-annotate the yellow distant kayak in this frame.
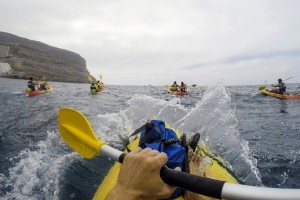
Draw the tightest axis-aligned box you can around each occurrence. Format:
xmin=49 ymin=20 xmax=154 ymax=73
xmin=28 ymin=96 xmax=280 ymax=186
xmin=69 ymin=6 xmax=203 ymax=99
xmin=168 ymin=89 xmax=190 ymax=96
xmin=91 ymin=90 xmax=103 ymax=95
xmin=93 ymin=126 xmax=238 ymax=200
xmin=259 ymin=86 xmax=300 ymax=100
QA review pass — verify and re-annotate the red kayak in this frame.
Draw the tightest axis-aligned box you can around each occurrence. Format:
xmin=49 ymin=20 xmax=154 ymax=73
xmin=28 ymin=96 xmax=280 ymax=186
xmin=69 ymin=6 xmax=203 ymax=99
xmin=26 ymin=90 xmax=44 ymax=96
xmin=25 ymin=86 xmax=54 ymax=96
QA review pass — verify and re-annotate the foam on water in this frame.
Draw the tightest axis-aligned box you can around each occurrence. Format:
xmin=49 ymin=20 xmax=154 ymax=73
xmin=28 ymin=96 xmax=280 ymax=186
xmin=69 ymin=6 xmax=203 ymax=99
xmin=94 ymin=95 xmax=187 ymax=145
xmin=0 ymin=131 xmax=76 ymax=200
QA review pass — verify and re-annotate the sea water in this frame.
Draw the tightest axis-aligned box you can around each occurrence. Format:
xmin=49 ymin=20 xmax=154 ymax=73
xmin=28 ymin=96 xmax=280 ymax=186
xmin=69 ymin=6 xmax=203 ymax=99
xmin=0 ymin=77 xmax=299 ymax=199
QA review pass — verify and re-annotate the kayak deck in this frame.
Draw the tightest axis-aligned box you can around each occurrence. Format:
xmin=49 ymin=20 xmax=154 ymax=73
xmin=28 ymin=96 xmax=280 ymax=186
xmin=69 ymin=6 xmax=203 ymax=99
xmin=259 ymin=86 xmax=300 ymax=100
xmin=25 ymin=86 xmax=54 ymax=96
xmin=93 ymin=128 xmax=238 ymax=200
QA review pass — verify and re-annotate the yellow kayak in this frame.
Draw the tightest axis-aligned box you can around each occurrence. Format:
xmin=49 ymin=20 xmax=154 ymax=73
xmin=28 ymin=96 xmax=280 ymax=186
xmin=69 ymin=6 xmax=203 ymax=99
xmin=91 ymin=90 xmax=103 ymax=95
xmin=93 ymin=125 xmax=238 ymax=200
xmin=259 ymin=86 xmax=300 ymax=100
xmin=58 ymin=108 xmax=300 ymax=200
xmin=168 ymin=89 xmax=190 ymax=96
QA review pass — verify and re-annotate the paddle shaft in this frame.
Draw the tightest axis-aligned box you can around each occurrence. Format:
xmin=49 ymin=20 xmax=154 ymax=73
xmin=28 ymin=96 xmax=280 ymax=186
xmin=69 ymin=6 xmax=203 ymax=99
xmin=266 ymin=77 xmax=293 ymax=86
xmin=100 ymin=144 xmax=300 ymax=200
xmin=284 ymin=76 xmax=293 ymax=81
xmin=100 ymin=145 xmax=225 ymax=199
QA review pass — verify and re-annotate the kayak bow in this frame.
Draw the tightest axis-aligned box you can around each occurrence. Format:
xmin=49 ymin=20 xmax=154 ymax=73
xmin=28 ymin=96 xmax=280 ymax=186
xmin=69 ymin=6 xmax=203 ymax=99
xmin=58 ymin=108 xmax=300 ymax=200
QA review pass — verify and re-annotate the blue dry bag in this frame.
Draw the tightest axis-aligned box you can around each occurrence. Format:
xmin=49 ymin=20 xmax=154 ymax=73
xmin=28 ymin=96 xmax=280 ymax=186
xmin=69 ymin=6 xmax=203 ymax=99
xmin=138 ymin=120 xmax=187 ymax=172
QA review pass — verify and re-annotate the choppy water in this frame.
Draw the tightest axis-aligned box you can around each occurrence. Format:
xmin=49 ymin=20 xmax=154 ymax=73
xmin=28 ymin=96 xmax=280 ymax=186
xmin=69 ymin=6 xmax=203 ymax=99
xmin=0 ymin=77 xmax=299 ymax=199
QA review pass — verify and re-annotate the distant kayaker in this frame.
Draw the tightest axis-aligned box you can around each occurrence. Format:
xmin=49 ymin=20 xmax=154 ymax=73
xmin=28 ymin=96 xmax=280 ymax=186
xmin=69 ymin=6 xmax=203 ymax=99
xmin=38 ymin=76 xmax=47 ymax=90
xmin=180 ymin=81 xmax=187 ymax=92
xmin=27 ymin=77 xmax=37 ymax=91
xmin=272 ymin=79 xmax=286 ymax=94
xmin=170 ymin=81 xmax=179 ymax=92
xmin=90 ymin=82 xmax=97 ymax=93
xmin=95 ymin=80 xmax=104 ymax=91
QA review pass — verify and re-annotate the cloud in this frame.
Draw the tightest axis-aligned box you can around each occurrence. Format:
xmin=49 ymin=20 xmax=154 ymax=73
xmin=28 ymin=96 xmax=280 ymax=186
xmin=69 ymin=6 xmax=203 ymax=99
xmin=1 ymin=0 xmax=300 ymax=85
xmin=184 ymin=49 xmax=300 ymax=70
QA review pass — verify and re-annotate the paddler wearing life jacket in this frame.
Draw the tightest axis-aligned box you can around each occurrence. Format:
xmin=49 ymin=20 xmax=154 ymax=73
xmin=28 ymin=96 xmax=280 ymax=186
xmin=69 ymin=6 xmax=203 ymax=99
xmin=26 ymin=76 xmax=37 ymax=92
xmin=95 ymin=80 xmax=104 ymax=92
xmin=180 ymin=81 xmax=187 ymax=92
xmin=271 ymin=79 xmax=286 ymax=94
xmin=170 ymin=81 xmax=179 ymax=92
xmin=38 ymin=76 xmax=47 ymax=90
xmin=90 ymin=82 xmax=97 ymax=93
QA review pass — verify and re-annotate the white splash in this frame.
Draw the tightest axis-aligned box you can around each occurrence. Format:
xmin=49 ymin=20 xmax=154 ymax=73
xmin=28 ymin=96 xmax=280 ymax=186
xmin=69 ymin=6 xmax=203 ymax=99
xmin=0 ymin=131 xmax=76 ymax=200
xmin=175 ymin=85 xmax=262 ymax=184
xmin=94 ymin=87 xmax=262 ymax=185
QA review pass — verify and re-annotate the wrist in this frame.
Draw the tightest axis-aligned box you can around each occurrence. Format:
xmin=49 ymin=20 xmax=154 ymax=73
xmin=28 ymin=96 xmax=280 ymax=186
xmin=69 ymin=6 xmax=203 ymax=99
xmin=106 ymin=184 xmax=139 ymax=200
xmin=108 ymin=184 xmax=155 ymax=200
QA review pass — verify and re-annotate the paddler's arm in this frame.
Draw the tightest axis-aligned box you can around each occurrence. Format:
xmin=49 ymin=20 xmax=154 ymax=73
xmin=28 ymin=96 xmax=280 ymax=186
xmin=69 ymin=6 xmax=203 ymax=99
xmin=105 ymin=147 xmax=177 ymax=200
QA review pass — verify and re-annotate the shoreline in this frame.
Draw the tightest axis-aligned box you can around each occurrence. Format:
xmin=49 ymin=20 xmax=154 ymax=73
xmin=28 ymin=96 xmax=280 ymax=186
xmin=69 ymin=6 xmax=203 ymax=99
xmin=0 ymin=74 xmax=89 ymax=84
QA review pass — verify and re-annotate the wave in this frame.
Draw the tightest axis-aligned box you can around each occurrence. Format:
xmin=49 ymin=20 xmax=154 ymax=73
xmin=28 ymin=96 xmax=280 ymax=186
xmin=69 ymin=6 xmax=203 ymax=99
xmin=0 ymin=131 xmax=76 ymax=200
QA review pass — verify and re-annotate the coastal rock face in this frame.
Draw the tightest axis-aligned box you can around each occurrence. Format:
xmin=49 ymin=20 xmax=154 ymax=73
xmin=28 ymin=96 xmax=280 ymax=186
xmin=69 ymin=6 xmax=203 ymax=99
xmin=0 ymin=32 xmax=90 ymax=83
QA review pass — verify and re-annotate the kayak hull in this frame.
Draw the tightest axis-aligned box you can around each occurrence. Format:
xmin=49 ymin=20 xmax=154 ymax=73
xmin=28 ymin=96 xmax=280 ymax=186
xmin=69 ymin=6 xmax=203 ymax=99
xmin=93 ymin=125 xmax=238 ymax=200
xmin=259 ymin=86 xmax=300 ymax=100
xmin=25 ymin=86 xmax=54 ymax=96
xmin=91 ymin=90 xmax=103 ymax=95
xmin=168 ymin=89 xmax=189 ymax=96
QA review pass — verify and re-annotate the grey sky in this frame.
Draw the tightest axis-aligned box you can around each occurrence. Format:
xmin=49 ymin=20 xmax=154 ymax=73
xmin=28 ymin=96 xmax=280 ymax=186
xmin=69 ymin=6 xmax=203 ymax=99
xmin=1 ymin=0 xmax=300 ymax=85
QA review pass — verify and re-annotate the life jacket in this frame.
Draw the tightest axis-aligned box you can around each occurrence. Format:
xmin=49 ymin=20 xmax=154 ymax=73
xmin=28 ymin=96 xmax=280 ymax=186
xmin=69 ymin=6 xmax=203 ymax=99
xmin=90 ymin=84 xmax=97 ymax=90
xmin=170 ymin=85 xmax=179 ymax=91
xmin=96 ymin=83 xmax=103 ymax=90
xmin=137 ymin=120 xmax=188 ymax=199
xmin=180 ymin=84 xmax=187 ymax=92
xmin=27 ymin=81 xmax=35 ymax=90
xmin=279 ymin=82 xmax=286 ymax=92
xmin=39 ymin=81 xmax=46 ymax=90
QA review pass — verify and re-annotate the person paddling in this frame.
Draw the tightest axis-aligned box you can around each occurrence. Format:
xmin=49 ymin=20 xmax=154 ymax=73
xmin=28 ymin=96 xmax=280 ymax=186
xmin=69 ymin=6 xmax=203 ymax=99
xmin=90 ymin=82 xmax=97 ymax=93
xmin=170 ymin=81 xmax=179 ymax=92
xmin=38 ymin=76 xmax=47 ymax=90
xmin=272 ymin=79 xmax=286 ymax=94
xmin=27 ymin=76 xmax=37 ymax=91
xmin=180 ymin=81 xmax=187 ymax=92
xmin=95 ymin=80 xmax=104 ymax=92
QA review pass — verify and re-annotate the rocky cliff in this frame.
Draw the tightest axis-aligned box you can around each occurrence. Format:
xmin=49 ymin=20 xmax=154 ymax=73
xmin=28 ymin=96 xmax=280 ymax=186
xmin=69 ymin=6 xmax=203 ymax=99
xmin=0 ymin=32 xmax=90 ymax=83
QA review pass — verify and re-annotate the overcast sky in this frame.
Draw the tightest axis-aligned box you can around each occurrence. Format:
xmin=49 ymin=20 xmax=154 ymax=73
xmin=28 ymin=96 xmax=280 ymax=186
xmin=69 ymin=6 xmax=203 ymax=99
xmin=2 ymin=0 xmax=300 ymax=86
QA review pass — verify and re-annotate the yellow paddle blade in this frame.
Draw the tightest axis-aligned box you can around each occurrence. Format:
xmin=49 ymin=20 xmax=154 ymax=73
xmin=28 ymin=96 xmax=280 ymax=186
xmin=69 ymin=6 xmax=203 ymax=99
xmin=58 ymin=108 xmax=105 ymax=159
xmin=99 ymin=74 xmax=102 ymax=80
xmin=163 ymin=84 xmax=170 ymax=87
xmin=88 ymin=75 xmax=93 ymax=82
